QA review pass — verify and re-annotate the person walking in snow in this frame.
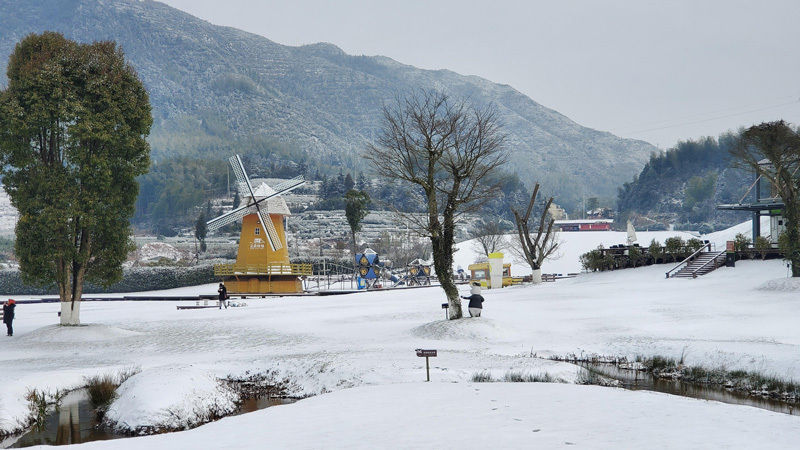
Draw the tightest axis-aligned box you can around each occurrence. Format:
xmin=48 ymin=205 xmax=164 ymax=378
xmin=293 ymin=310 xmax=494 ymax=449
xmin=218 ymin=283 xmax=228 ymax=309
xmin=461 ymin=282 xmax=484 ymax=317
xmin=3 ymin=299 xmax=16 ymax=336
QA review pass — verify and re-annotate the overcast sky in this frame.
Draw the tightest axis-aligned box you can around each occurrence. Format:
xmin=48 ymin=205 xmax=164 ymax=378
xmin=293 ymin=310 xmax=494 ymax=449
xmin=161 ymin=0 xmax=800 ymax=149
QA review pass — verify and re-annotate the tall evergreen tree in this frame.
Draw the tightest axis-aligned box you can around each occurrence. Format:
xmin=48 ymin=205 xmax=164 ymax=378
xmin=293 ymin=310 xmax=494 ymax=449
xmin=0 ymin=32 xmax=152 ymax=325
xmin=195 ymin=212 xmax=207 ymax=253
xmin=344 ymin=173 xmax=355 ymax=192
xmin=345 ymin=190 xmax=370 ymax=258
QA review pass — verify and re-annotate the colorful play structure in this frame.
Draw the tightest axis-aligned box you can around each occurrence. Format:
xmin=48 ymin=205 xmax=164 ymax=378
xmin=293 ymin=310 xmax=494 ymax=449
xmin=355 ymin=249 xmax=383 ymax=289
xmin=468 ymin=252 xmax=513 ymax=288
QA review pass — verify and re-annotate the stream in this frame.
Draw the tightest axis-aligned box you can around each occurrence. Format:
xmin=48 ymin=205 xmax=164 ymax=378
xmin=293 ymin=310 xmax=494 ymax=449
xmin=1 ymin=389 xmax=295 ymax=448
xmin=581 ymin=363 xmax=797 ymax=416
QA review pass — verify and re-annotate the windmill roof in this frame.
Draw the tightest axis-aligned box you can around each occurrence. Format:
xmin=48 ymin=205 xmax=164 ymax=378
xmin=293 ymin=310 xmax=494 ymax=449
xmin=245 ymin=182 xmax=291 ymax=216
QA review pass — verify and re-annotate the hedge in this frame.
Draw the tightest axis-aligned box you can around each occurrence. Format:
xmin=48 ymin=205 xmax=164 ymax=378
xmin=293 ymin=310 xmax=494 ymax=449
xmin=0 ymin=264 xmax=218 ymax=296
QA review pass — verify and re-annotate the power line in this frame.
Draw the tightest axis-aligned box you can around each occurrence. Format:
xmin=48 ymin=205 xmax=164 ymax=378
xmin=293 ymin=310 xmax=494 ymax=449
xmin=621 ymin=98 xmax=800 ymax=135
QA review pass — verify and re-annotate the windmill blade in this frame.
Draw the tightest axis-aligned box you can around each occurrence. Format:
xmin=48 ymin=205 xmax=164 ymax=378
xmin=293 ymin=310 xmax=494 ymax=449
xmin=247 ymin=175 xmax=306 ymax=209
xmin=206 ymin=204 xmax=253 ymax=232
xmin=270 ymin=175 xmax=306 ymax=196
xmin=229 ymin=155 xmax=282 ymax=251
xmin=228 ymin=154 xmax=250 ymax=195
xmin=214 ymin=155 xmax=305 ymax=251
xmin=246 ymin=175 xmax=305 ymax=251
xmin=257 ymin=209 xmax=283 ymax=251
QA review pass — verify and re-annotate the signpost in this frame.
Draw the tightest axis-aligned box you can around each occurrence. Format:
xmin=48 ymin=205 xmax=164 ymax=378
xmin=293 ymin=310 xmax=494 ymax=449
xmin=415 ymin=349 xmax=437 ymax=381
xmin=441 ymin=302 xmax=449 ymax=320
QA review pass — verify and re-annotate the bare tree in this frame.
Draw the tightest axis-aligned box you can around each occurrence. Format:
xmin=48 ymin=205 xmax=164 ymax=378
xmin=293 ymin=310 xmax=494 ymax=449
xmin=511 ymin=183 xmax=560 ymax=283
xmin=732 ymin=120 xmax=800 ymax=276
xmin=366 ymin=90 xmax=507 ymax=319
xmin=470 ymin=220 xmax=505 ymax=258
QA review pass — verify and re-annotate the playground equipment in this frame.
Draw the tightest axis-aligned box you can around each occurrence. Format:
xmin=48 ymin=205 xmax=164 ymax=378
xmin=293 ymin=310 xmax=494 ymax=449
xmin=468 ymin=254 xmax=512 ymax=288
xmin=355 ymin=248 xmax=383 ymax=289
xmin=404 ymin=259 xmax=432 ymax=286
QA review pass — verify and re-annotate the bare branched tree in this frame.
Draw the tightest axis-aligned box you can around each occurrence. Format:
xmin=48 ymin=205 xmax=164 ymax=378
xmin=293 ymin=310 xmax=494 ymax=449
xmin=365 ymin=90 xmax=507 ymax=319
xmin=731 ymin=120 xmax=800 ymax=276
xmin=511 ymin=183 xmax=561 ymax=282
xmin=470 ymin=220 xmax=505 ymax=258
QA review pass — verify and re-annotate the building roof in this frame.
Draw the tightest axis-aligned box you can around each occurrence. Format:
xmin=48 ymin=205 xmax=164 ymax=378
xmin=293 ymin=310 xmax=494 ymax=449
xmin=244 ymin=182 xmax=291 ymax=216
xmin=554 ymin=219 xmax=614 ymax=225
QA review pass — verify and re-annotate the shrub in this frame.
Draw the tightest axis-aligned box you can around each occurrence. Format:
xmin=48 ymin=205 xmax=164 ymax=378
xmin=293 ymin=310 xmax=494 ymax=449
xmin=628 ymin=245 xmax=643 ymax=267
xmin=580 ymin=248 xmax=605 ymax=272
xmin=734 ymin=232 xmax=751 ymax=252
xmin=686 ymin=238 xmax=705 ymax=252
xmin=664 ymin=236 xmax=685 ymax=262
xmin=471 ymin=371 xmax=494 ymax=382
xmin=648 ymin=239 xmax=663 ymax=263
xmin=84 ymin=368 xmax=140 ymax=412
xmin=754 ymin=236 xmax=771 ymax=260
xmin=85 ymin=375 xmax=118 ymax=410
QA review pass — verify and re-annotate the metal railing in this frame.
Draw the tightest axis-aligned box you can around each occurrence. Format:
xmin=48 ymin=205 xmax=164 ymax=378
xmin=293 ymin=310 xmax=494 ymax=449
xmin=214 ymin=263 xmax=313 ymax=277
xmin=665 ymin=242 xmax=711 ymax=279
xmin=687 ymin=250 xmax=727 ymax=278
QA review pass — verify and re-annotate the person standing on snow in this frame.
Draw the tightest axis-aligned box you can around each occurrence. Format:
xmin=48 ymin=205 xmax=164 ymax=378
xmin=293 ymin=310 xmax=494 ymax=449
xmin=460 ymin=282 xmax=484 ymax=317
xmin=218 ymin=283 xmax=228 ymax=309
xmin=3 ymin=299 xmax=16 ymax=336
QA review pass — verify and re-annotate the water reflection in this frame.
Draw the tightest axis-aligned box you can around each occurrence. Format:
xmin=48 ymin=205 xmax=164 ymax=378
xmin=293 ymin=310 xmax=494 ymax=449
xmin=582 ymin=363 xmax=797 ymax=416
xmin=3 ymin=390 xmax=296 ymax=448
xmin=4 ymin=389 xmax=123 ymax=448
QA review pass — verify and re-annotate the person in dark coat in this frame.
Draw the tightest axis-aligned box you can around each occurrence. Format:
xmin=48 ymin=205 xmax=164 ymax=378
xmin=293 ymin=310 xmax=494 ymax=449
xmin=3 ymin=299 xmax=15 ymax=336
xmin=460 ymin=282 xmax=484 ymax=317
xmin=218 ymin=283 xmax=228 ymax=309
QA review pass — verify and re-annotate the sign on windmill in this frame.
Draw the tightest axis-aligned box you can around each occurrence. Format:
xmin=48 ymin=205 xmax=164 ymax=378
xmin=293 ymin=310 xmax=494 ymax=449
xmin=208 ymin=155 xmax=312 ymax=294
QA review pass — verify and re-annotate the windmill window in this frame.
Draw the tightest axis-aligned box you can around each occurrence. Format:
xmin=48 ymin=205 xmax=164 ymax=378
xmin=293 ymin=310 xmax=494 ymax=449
xmin=255 ymin=227 xmax=260 ymax=235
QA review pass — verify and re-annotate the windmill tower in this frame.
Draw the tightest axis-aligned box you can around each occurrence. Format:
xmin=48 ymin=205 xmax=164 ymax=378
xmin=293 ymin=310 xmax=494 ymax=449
xmin=207 ymin=155 xmax=311 ymax=294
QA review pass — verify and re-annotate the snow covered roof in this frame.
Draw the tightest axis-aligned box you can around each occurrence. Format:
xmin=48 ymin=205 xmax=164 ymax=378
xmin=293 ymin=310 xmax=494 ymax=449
xmin=554 ymin=219 xmax=614 ymax=225
xmin=245 ymin=182 xmax=291 ymax=216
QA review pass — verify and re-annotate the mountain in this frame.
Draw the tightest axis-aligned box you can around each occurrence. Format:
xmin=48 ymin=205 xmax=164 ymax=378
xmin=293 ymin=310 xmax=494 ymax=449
xmin=0 ymin=0 xmax=657 ymax=207
xmin=616 ymin=132 xmax=750 ymax=233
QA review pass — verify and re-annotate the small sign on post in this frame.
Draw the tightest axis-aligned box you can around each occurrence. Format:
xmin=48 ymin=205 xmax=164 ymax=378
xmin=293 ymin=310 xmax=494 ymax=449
xmin=441 ymin=303 xmax=449 ymax=320
xmin=415 ymin=349 xmax=437 ymax=381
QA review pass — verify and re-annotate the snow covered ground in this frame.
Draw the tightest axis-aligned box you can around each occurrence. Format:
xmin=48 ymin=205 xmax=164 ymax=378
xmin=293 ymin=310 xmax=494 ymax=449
xmin=51 ymin=383 xmax=800 ymax=449
xmin=1 ymin=252 xmax=799 ymax=447
xmin=454 ymin=230 xmax=700 ymax=276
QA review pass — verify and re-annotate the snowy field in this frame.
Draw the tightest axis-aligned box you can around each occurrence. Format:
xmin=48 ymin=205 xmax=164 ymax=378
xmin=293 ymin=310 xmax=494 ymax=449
xmin=2 ymin=253 xmax=800 ymax=447
xmin=453 ymin=230 xmax=700 ymax=276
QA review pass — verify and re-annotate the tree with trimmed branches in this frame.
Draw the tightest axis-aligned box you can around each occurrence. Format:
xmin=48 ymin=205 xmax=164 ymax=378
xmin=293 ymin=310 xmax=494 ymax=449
xmin=366 ymin=90 xmax=507 ymax=319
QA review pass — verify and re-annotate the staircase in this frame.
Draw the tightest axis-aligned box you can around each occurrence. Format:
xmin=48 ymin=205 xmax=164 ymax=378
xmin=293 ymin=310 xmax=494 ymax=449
xmin=670 ymin=251 xmax=726 ymax=278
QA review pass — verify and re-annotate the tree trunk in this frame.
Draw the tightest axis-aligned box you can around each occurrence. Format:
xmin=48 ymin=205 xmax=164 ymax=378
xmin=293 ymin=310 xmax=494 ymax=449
xmin=531 ymin=268 xmax=542 ymax=284
xmin=60 ymin=301 xmax=81 ymax=326
xmin=431 ymin=234 xmax=461 ymax=319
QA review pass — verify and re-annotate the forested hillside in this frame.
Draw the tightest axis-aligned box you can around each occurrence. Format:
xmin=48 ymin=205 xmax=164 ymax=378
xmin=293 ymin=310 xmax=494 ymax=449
xmin=0 ymin=0 xmax=658 ymax=233
xmin=616 ymin=132 xmax=752 ymax=232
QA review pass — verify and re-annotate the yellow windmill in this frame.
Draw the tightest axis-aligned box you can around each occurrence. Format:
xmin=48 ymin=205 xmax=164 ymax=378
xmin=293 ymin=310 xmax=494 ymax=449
xmin=207 ymin=155 xmax=311 ymax=294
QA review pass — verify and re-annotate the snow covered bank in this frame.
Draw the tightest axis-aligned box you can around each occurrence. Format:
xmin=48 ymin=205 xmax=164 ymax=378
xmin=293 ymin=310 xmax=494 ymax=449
xmin=70 ymin=383 xmax=800 ymax=449
xmin=105 ymin=366 xmax=237 ymax=433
